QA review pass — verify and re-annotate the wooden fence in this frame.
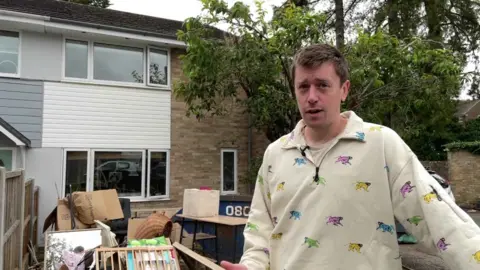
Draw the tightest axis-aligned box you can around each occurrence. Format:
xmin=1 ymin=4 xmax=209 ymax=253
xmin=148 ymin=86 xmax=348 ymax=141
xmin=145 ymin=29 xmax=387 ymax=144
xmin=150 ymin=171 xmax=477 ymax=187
xmin=0 ymin=168 xmax=38 ymax=270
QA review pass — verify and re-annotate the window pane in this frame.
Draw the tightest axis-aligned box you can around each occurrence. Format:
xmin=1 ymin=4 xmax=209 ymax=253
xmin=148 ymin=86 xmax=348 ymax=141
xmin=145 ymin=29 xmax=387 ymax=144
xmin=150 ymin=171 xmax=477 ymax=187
xmin=93 ymin=43 xmax=144 ymax=83
xmin=0 ymin=149 xmax=13 ymax=171
xmin=222 ymin=151 xmax=236 ymax=192
xmin=149 ymin=151 xmax=167 ymax=197
xmin=0 ymin=30 xmax=19 ymax=74
xmin=65 ymin=40 xmax=88 ymax=79
xmin=93 ymin=151 xmax=143 ymax=197
xmin=149 ymin=48 xmax=168 ymax=85
xmin=64 ymin=151 xmax=88 ymax=195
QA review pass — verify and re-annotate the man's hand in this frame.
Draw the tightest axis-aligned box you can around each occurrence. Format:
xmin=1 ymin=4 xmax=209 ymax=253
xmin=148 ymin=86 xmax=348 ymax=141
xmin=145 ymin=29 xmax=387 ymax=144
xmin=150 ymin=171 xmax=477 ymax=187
xmin=220 ymin=260 xmax=248 ymax=270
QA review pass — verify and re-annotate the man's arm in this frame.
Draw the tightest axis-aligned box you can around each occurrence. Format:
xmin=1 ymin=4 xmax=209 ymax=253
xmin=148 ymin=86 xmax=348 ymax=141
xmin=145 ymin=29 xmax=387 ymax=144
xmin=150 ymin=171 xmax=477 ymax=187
xmin=239 ymin=148 xmax=274 ymax=270
xmin=387 ymin=131 xmax=480 ymax=269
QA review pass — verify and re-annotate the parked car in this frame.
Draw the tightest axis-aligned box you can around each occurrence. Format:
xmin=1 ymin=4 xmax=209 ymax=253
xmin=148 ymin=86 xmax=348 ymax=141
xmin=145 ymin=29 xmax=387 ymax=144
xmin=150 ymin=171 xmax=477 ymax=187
xmin=396 ymin=170 xmax=455 ymax=237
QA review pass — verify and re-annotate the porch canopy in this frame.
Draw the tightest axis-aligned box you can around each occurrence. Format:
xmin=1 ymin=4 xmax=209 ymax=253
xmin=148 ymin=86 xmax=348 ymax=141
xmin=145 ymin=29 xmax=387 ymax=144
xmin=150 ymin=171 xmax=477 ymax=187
xmin=0 ymin=117 xmax=31 ymax=147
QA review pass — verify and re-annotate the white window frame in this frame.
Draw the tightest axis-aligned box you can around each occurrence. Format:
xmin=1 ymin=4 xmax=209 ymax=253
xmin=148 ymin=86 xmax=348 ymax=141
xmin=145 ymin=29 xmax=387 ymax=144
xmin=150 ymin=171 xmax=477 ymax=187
xmin=0 ymin=147 xmax=17 ymax=171
xmin=61 ymin=148 xmax=169 ymax=201
xmin=61 ymin=148 xmax=90 ymax=198
xmin=221 ymin=149 xmax=238 ymax=195
xmin=0 ymin=29 xmax=21 ymax=78
xmin=146 ymin=149 xmax=170 ymax=199
xmin=147 ymin=46 xmax=170 ymax=88
xmin=62 ymin=37 xmax=171 ymax=89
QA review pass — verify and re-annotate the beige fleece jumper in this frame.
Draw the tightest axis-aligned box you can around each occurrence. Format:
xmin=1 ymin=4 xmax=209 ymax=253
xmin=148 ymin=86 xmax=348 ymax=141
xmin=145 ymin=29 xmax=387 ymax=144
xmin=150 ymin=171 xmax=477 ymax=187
xmin=240 ymin=111 xmax=480 ymax=270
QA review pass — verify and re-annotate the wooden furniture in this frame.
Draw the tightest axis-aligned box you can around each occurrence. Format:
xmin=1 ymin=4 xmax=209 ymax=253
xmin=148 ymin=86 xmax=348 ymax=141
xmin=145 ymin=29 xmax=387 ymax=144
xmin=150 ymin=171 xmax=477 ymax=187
xmin=176 ymin=214 xmax=248 ymax=264
xmin=173 ymin=242 xmax=223 ymax=270
xmin=95 ymin=238 xmax=181 ymax=270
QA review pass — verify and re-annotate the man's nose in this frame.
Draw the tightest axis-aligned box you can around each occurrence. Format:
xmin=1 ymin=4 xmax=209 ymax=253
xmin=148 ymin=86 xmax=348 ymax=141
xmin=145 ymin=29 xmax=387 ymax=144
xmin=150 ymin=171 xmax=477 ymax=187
xmin=307 ymin=87 xmax=318 ymax=104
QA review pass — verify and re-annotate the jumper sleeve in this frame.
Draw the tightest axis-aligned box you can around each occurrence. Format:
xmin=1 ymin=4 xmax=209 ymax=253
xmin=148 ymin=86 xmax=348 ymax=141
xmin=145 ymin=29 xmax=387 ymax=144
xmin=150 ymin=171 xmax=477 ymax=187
xmin=239 ymin=147 xmax=274 ymax=270
xmin=387 ymin=131 xmax=480 ymax=269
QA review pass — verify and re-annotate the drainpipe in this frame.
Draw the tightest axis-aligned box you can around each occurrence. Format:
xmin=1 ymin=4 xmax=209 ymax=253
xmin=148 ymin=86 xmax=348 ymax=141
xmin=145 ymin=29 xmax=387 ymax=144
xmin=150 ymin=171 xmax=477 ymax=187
xmin=247 ymin=113 xmax=253 ymax=194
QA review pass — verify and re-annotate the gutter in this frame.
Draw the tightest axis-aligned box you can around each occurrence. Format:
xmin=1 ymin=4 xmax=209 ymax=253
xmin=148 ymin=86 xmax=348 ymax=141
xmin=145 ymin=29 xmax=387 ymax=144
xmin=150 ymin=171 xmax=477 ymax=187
xmin=0 ymin=9 xmax=50 ymax=21
xmin=0 ymin=8 xmax=186 ymax=47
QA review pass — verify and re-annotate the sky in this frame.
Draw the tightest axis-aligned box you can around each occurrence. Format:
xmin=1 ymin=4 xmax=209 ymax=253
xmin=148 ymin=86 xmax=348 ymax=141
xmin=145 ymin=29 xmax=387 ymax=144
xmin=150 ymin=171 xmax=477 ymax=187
xmin=109 ymin=0 xmax=473 ymax=100
xmin=110 ymin=0 xmax=284 ymax=26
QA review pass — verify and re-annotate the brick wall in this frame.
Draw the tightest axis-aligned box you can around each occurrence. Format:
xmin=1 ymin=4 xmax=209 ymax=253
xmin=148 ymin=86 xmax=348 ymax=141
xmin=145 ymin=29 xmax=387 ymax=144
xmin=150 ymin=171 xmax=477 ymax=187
xmin=420 ymin=161 xmax=449 ymax=179
xmin=132 ymin=49 xmax=252 ymax=210
xmin=448 ymin=150 xmax=480 ymax=207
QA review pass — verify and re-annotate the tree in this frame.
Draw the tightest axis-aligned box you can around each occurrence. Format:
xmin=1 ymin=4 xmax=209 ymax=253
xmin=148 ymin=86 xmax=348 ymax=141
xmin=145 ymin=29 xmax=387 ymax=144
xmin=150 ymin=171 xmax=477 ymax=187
xmin=62 ymin=0 xmax=111 ymax=8
xmin=174 ymin=0 xmax=328 ymax=141
xmin=344 ymin=30 xmax=463 ymax=160
xmin=175 ymin=0 xmax=463 ymax=162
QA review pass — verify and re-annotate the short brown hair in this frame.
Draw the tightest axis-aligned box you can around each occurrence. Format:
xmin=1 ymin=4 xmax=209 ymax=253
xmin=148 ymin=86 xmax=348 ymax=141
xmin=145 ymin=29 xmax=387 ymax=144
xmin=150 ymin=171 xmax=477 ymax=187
xmin=291 ymin=44 xmax=349 ymax=84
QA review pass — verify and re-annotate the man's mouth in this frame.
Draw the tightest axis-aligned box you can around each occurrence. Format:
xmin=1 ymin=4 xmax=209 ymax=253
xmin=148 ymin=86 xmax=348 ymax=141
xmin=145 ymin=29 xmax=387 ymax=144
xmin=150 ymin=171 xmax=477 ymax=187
xmin=306 ymin=109 xmax=323 ymax=114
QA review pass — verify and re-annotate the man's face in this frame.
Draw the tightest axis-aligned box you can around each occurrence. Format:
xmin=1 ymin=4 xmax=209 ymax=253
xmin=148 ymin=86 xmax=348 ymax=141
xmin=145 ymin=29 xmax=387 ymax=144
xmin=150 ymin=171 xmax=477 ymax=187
xmin=294 ymin=62 xmax=350 ymax=130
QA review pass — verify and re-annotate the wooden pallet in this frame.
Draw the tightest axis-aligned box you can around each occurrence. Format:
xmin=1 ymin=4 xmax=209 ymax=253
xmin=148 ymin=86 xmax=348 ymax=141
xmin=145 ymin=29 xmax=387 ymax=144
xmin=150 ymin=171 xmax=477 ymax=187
xmin=95 ymin=245 xmax=181 ymax=270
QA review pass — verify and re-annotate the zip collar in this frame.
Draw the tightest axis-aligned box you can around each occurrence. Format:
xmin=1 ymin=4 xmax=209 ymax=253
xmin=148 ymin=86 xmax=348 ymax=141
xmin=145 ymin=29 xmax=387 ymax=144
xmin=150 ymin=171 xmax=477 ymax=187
xmin=281 ymin=111 xmax=367 ymax=150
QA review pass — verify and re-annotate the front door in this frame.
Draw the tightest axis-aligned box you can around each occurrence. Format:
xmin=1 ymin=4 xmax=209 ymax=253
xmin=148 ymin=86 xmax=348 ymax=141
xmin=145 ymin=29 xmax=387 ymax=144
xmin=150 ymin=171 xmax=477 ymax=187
xmin=0 ymin=149 xmax=14 ymax=170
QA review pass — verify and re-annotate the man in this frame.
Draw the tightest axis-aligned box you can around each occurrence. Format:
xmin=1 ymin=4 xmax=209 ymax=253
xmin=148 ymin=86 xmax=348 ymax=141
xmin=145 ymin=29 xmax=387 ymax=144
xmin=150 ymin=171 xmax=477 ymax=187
xmin=220 ymin=44 xmax=480 ymax=270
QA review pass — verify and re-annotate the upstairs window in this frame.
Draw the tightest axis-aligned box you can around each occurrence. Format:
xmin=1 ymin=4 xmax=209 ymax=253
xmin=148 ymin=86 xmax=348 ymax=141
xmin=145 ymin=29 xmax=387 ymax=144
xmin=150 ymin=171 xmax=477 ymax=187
xmin=64 ymin=39 xmax=170 ymax=88
xmin=0 ymin=30 xmax=20 ymax=77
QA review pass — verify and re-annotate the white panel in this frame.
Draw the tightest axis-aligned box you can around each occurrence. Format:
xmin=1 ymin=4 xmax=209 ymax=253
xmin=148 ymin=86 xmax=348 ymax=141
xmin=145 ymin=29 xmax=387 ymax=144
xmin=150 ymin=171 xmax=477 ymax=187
xmin=42 ymin=82 xmax=171 ymax=149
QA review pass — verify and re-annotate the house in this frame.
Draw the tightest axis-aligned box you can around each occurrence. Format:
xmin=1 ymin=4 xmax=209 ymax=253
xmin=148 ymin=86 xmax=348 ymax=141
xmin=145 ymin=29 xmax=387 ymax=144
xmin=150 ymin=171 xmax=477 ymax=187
xmin=0 ymin=0 xmax=269 ymax=246
xmin=455 ymin=99 xmax=480 ymax=122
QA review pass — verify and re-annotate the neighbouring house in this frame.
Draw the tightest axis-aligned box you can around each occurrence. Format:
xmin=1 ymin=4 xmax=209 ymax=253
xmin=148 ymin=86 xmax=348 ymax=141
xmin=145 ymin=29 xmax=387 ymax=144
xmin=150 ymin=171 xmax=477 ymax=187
xmin=455 ymin=99 xmax=480 ymax=122
xmin=0 ymin=0 xmax=269 ymax=246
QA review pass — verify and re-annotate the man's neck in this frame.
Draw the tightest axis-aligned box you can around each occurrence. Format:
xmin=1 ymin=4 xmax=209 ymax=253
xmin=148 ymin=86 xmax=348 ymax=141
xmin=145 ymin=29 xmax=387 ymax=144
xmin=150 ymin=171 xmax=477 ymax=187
xmin=304 ymin=115 xmax=348 ymax=146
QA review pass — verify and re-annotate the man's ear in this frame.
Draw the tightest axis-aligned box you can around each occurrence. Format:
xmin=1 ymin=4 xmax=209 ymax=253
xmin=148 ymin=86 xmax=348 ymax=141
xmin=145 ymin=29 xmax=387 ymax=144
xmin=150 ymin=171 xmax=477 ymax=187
xmin=341 ymin=80 xmax=350 ymax=102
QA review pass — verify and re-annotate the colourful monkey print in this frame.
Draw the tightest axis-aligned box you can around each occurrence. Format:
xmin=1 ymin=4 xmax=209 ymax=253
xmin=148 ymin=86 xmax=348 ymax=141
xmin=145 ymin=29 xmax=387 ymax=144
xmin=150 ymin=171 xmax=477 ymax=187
xmin=471 ymin=250 xmax=480 ymax=263
xmin=423 ymin=191 xmax=438 ymax=203
xmin=407 ymin=215 xmax=423 ymax=226
xmin=303 ymin=237 xmax=320 ymax=248
xmin=267 ymin=192 xmax=271 ymax=200
xmin=258 ymin=175 xmax=264 ymax=185
xmin=263 ymin=248 xmax=270 ymax=256
xmin=272 ymin=217 xmax=278 ymax=225
xmin=436 ymin=238 xmax=450 ymax=251
xmin=400 ymin=181 xmax=415 ymax=198
xmin=293 ymin=157 xmax=307 ymax=166
xmin=290 ymin=210 xmax=301 ymax=220
xmin=313 ymin=175 xmax=326 ymax=186
xmin=348 ymin=243 xmax=363 ymax=253
xmin=336 ymin=155 xmax=353 ymax=165
xmin=271 ymin=233 xmax=283 ymax=240
xmin=384 ymin=165 xmax=390 ymax=172
xmin=246 ymin=222 xmax=259 ymax=231
xmin=326 ymin=216 xmax=343 ymax=226
xmin=355 ymin=181 xmax=371 ymax=191
xmin=369 ymin=126 xmax=383 ymax=132
xmin=277 ymin=182 xmax=285 ymax=191
xmin=376 ymin=222 xmax=395 ymax=234
xmin=268 ymin=165 xmax=273 ymax=173
xmin=355 ymin=131 xmax=365 ymax=141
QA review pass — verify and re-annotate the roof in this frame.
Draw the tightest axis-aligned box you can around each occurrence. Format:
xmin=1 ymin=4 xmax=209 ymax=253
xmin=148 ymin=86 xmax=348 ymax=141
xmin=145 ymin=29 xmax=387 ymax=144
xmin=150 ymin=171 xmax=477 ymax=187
xmin=0 ymin=0 xmax=226 ymax=40
xmin=455 ymin=99 xmax=480 ymax=117
xmin=0 ymin=117 xmax=31 ymax=146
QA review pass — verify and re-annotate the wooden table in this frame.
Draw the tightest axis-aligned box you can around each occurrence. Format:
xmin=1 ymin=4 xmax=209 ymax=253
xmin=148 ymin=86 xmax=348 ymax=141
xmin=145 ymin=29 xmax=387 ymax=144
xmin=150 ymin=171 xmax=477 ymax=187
xmin=176 ymin=214 xmax=248 ymax=264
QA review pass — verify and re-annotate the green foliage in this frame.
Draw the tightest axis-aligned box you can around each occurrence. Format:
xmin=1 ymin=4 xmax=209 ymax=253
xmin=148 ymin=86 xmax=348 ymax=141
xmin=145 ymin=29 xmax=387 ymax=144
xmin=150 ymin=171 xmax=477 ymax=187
xmin=344 ymin=30 xmax=463 ymax=160
xmin=241 ymin=156 xmax=263 ymax=192
xmin=445 ymin=118 xmax=480 ymax=155
xmin=174 ymin=0 xmax=328 ymax=141
xmin=62 ymin=0 xmax=111 ymax=8
xmin=444 ymin=141 xmax=480 ymax=155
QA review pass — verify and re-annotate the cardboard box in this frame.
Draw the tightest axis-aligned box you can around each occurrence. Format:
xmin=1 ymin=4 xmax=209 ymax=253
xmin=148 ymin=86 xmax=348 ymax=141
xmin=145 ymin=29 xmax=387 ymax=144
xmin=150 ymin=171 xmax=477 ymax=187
xmin=183 ymin=189 xmax=220 ymax=218
xmin=43 ymin=189 xmax=124 ymax=232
